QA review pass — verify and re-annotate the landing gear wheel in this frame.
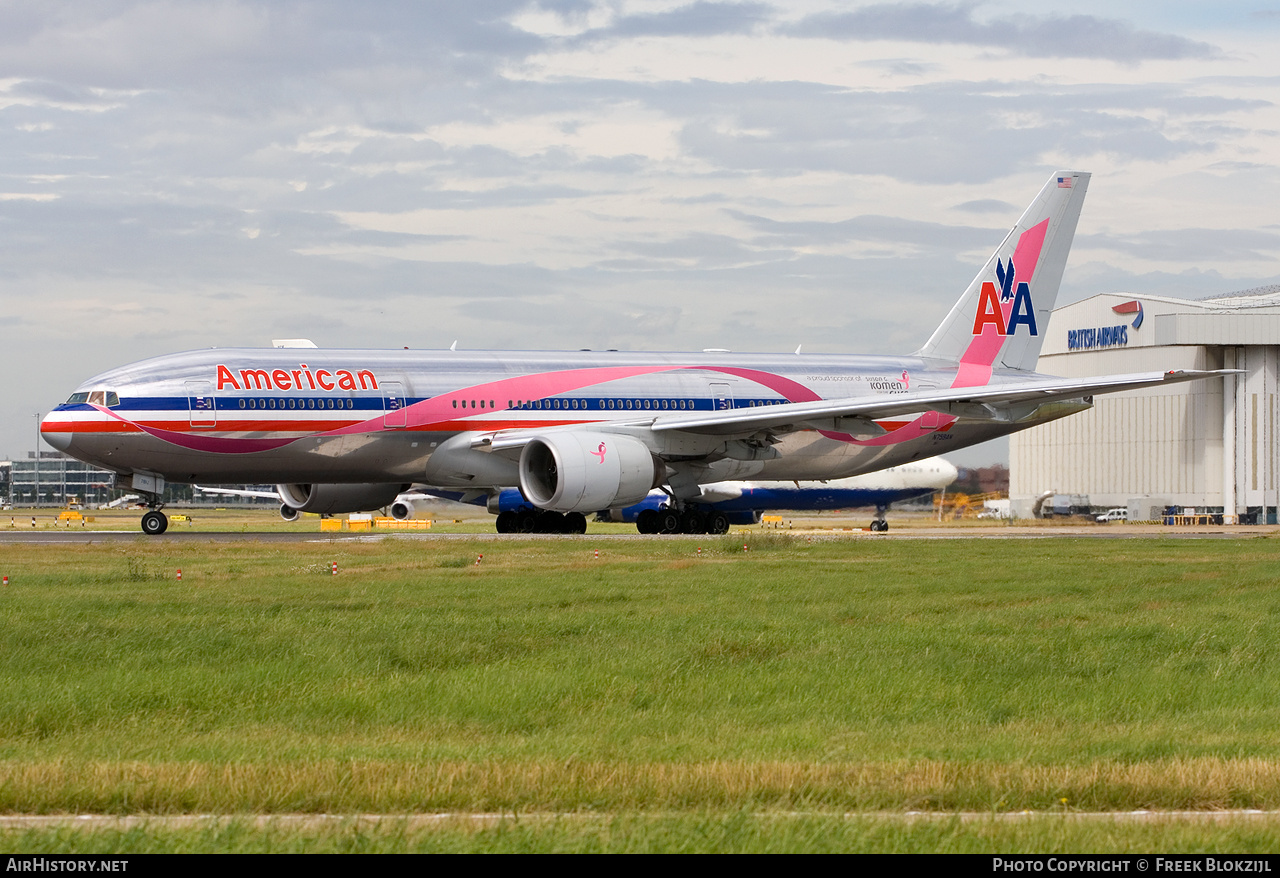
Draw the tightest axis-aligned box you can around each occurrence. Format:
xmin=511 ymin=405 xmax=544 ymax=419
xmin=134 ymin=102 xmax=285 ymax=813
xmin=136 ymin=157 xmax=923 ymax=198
xmin=516 ymin=510 xmax=537 ymax=533
xmin=870 ymin=519 xmax=888 ymax=532
xmin=141 ymin=510 xmax=168 ymax=535
xmin=537 ymin=511 xmax=564 ymax=534
xmin=706 ymin=512 xmax=730 ymax=535
xmin=564 ymin=512 xmax=587 ymax=534
xmin=681 ymin=510 xmax=706 ymax=534
xmin=496 ymin=511 xmax=517 ymax=533
xmin=658 ymin=510 xmax=681 ymax=535
xmin=636 ymin=509 xmax=660 ymax=534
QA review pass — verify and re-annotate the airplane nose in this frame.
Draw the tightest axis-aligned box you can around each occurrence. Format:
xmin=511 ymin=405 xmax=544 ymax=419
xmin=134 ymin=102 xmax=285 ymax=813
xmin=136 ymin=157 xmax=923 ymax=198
xmin=41 ymin=411 xmax=72 ymax=452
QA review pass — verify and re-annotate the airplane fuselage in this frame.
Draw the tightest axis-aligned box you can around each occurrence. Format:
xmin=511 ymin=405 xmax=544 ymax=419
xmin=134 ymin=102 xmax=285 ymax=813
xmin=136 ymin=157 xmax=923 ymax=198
xmin=42 ymin=347 xmax=1072 ymax=486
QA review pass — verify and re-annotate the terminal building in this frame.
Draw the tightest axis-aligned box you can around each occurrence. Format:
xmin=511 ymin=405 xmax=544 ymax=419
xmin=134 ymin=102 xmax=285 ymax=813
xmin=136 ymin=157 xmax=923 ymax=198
xmin=2 ymin=453 xmax=268 ymax=508
xmin=3 ymin=453 xmax=117 ymax=507
xmin=1010 ymin=286 xmax=1280 ymax=523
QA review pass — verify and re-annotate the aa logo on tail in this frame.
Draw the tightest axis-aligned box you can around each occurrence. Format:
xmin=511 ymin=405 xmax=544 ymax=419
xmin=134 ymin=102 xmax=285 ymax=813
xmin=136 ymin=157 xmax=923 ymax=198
xmin=971 ymin=258 xmax=1037 ymax=337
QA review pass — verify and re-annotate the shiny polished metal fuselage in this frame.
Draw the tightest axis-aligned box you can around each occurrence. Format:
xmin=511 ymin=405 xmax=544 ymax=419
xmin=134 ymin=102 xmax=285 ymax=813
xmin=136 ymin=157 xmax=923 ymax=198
xmin=41 ymin=347 xmax=1079 ymax=487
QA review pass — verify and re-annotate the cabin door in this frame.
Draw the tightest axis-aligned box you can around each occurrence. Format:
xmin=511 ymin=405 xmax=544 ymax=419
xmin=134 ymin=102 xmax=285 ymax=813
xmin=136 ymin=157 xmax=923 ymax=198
xmin=186 ymin=380 xmax=216 ymax=428
xmin=383 ymin=381 xmax=408 ymax=428
xmin=708 ymin=382 xmax=733 ymax=411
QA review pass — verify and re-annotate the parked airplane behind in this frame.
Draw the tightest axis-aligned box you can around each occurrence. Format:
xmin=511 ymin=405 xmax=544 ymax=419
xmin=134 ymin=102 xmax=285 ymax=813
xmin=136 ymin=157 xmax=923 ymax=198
xmin=41 ymin=171 xmax=1228 ymax=535
xmin=419 ymin=457 xmax=958 ymax=534
xmin=193 ymin=484 xmax=430 ymax=522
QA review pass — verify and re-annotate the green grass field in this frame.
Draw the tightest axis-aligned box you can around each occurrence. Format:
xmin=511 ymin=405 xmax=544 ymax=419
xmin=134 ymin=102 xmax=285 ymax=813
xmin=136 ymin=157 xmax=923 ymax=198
xmin=3 ymin=534 xmax=1280 ymax=851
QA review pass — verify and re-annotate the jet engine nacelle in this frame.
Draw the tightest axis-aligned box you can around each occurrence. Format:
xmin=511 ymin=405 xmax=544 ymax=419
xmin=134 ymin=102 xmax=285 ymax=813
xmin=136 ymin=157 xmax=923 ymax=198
xmin=390 ymin=499 xmax=431 ymax=520
xmin=519 ymin=433 xmax=664 ymax=513
xmin=276 ymin=483 xmax=405 ymax=515
xmin=279 ymin=503 xmax=300 ymax=522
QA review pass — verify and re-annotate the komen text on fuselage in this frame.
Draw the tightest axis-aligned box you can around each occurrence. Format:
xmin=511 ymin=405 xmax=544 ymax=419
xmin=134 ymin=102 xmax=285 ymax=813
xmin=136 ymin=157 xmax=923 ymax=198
xmin=40 ymin=170 xmax=1231 ymax=535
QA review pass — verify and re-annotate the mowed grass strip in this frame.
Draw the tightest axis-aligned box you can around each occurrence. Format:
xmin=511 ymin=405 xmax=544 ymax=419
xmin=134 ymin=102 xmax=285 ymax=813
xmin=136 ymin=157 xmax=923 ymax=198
xmin=3 ymin=535 xmax=1280 ymax=813
xmin=5 ymin=758 xmax=1280 ymax=813
xmin=7 ymin=813 xmax=1280 ymax=854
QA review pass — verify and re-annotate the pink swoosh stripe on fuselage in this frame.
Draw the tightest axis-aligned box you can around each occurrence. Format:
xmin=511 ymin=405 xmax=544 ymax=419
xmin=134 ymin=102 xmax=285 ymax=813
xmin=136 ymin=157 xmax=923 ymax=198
xmin=319 ymin=365 xmax=680 ymax=437
xmin=58 ymin=361 xmax=965 ymax=454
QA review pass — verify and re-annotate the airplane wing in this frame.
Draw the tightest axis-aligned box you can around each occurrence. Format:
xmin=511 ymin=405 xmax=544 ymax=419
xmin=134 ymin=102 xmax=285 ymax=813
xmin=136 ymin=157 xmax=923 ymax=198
xmin=195 ymin=485 xmax=283 ymax=499
xmin=471 ymin=369 xmax=1231 ymax=451
xmin=648 ymin=370 xmax=1231 ymax=436
xmin=195 ymin=485 xmax=430 ymax=503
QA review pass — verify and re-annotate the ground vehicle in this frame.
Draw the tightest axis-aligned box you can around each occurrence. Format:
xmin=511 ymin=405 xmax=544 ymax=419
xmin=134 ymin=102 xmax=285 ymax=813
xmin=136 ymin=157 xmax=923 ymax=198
xmin=1096 ymin=508 xmax=1128 ymax=522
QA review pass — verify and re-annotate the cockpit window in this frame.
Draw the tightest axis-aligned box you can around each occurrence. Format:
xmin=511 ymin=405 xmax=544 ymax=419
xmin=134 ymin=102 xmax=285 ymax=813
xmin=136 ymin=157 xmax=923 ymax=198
xmin=66 ymin=390 xmax=119 ymax=407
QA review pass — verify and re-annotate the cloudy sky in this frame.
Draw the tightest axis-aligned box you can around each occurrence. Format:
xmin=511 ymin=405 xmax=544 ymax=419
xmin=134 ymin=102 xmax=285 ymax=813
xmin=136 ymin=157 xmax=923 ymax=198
xmin=4 ymin=1 xmax=1280 ymax=466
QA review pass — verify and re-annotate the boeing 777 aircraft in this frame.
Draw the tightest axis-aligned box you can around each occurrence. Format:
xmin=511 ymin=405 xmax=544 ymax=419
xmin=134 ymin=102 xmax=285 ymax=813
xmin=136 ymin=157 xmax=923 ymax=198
xmin=41 ymin=171 xmax=1225 ymax=535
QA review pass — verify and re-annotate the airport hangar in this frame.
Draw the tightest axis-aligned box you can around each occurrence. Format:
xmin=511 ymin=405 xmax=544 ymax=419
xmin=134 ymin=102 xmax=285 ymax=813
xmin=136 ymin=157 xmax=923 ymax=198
xmin=1010 ymin=286 xmax=1280 ymax=524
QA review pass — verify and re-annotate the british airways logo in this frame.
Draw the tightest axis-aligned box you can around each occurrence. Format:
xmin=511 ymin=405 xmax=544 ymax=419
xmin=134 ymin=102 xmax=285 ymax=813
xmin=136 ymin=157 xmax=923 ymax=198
xmin=1066 ymin=301 xmax=1141 ymax=351
xmin=971 ymin=258 xmax=1037 ymax=337
xmin=1112 ymin=299 xmax=1144 ymax=329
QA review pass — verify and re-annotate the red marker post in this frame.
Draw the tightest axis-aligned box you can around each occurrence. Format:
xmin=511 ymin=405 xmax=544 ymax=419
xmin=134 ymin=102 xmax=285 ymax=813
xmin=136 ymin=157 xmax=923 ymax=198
xmin=331 ymin=562 xmax=338 ymax=576
xmin=176 ymin=569 xmax=182 ymax=581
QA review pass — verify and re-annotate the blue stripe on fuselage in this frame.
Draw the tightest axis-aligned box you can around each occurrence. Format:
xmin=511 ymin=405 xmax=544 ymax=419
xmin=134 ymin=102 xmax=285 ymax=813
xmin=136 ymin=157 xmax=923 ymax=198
xmin=56 ymin=395 xmax=793 ymax=414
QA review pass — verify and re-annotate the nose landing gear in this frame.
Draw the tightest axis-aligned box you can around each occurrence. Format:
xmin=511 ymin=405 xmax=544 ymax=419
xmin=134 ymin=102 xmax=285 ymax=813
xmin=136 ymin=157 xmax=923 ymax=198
xmin=138 ymin=492 xmax=168 ymax=535
xmin=140 ymin=507 xmax=168 ymax=535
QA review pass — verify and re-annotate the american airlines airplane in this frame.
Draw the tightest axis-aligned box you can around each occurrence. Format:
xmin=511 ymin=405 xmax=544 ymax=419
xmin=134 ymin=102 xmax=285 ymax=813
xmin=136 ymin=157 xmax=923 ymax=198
xmin=419 ymin=458 xmax=958 ymax=533
xmin=41 ymin=171 xmax=1224 ymax=535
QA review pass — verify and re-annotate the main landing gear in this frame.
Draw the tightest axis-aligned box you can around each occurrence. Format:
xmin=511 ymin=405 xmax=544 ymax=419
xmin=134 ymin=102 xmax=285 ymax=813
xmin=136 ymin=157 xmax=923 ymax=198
xmin=635 ymin=506 xmax=730 ymax=535
xmin=868 ymin=505 xmax=889 ymax=532
xmin=140 ymin=503 xmax=168 ymax=535
xmin=495 ymin=508 xmax=588 ymax=534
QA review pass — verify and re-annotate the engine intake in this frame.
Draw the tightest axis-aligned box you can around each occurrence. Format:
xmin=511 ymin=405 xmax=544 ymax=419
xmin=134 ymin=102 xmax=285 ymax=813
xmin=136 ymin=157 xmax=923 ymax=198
xmin=519 ymin=433 xmax=663 ymax=513
xmin=277 ymin=483 xmax=405 ymax=515
xmin=390 ymin=499 xmax=427 ymax=520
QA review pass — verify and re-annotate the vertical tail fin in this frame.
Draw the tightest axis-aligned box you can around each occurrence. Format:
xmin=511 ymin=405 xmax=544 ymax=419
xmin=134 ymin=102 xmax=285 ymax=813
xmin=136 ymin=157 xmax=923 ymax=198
xmin=917 ymin=171 xmax=1090 ymax=381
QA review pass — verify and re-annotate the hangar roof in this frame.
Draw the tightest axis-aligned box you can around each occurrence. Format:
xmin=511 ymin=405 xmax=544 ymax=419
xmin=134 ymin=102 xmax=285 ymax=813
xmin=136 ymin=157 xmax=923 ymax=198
xmin=1047 ymin=286 xmax=1280 ymax=353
